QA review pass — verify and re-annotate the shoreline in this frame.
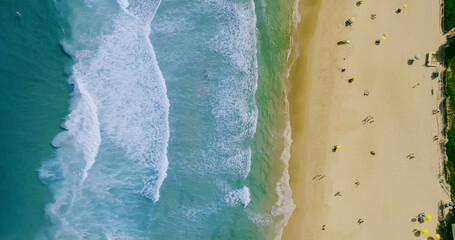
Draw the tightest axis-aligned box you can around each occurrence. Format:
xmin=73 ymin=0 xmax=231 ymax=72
xmin=281 ymin=0 xmax=325 ymax=238
xmin=283 ymin=0 xmax=450 ymax=238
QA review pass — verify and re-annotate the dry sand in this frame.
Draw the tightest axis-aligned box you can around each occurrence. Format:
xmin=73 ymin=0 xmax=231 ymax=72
xmin=282 ymin=0 xmax=450 ymax=239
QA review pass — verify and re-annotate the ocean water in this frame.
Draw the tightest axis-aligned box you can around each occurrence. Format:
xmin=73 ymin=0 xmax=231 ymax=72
xmin=1 ymin=0 xmax=297 ymax=239
xmin=0 ymin=0 xmax=71 ymax=239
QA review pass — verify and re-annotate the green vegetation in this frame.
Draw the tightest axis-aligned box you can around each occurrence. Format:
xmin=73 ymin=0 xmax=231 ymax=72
xmin=444 ymin=0 xmax=455 ymax=32
xmin=446 ymin=56 xmax=455 ymax=197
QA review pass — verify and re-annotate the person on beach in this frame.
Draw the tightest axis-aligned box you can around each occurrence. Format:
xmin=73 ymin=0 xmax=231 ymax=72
xmin=362 ymin=115 xmax=373 ymax=124
xmin=376 ymin=35 xmax=386 ymax=45
xmin=322 ymin=225 xmax=326 ymax=230
xmin=417 ymin=213 xmax=425 ymax=222
xmin=357 ymin=218 xmax=364 ymax=224
xmin=407 ymin=153 xmax=415 ymax=159
xmin=337 ymin=40 xmax=350 ymax=45
xmin=333 ymin=145 xmax=341 ymax=152
xmin=370 ymin=151 xmax=375 ymax=155
xmin=335 ymin=191 xmax=341 ymax=196
xmin=354 ymin=180 xmax=360 ymax=187
xmin=370 ymin=14 xmax=376 ymax=20
xmin=340 ymin=68 xmax=346 ymax=72
xmin=396 ymin=4 xmax=407 ymax=14
xmin=345 ymin=17 xmax=355 ymax=26
xmin=364 ymin=90 xmax=369 ymax=96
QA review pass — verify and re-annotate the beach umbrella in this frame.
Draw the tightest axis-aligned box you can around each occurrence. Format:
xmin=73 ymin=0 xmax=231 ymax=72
xmin=336 ymin=145 xmax=341 ymax=149
xmin=435 ymin=234 xmax=441 ymax=240
xmin=402 ymin=4 xmax=407 ymax=9
xmin=415 ymin=54 xmax=422 ymax=60
xmin=352 ymin=76 xmax=357 ymax=80
xmin=424 ymin=215 xmax=432 ymax=221
xmin=418 ymin=215 xmax=424 ymax=221
xmin=420 ymin=229 xmax=428 ymax=235
xmin=350 ymin=17 xmax=356 ymax=22
xmin=449 ymin=201 xmax=454 ymax=207
xmin=381 ymin=36 xmax=386 ymax=41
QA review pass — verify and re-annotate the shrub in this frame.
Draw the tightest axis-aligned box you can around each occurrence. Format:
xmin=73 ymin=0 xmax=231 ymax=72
xmin=446 ymin=57 xmax=455 ymax=196
xmin=444 ymin=0 xmax=455 ymax=32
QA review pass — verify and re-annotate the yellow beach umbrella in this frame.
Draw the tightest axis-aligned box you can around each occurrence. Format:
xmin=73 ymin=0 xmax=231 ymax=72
xmin=352 ymin=76 xmax=357 ymax=80
xmin=424 ymin=214 xmax=432 ymax=221
xmin=402 ymin=4 xmax=407 ymax=9
xmin=336 ymin=145 xmax=341 ymax=149
xmin=350 ymin=17 xmax=356 ymax=22
xmin=420 ymin=229 xmax=428 ymax=235
xmin=435 ymin=234 xmax=441 ymax=240
xmin=381 ymin=36 xmax=386 ymax=41
xmin=361 ymin=0 xmax=365 ymax=2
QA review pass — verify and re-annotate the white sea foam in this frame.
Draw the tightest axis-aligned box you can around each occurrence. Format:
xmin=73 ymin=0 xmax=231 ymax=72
xmin=45 ymin=76 xmax=101 ymax=185
xmin=41 ymin=0 xmax=169 ymax=237
xmin=116 ymin=0 xmax=129 ymax=10
xmin=247 ymin=211 xmax=273 ymax=225
xmin=207 ymin=0 xmax=258 ymax=74
xmin=204 ymin=0 xmax=258 ymax=180
xmin=225 ymin=186 xmax=251 ymax=207
xmin=272 ymin=121 xmax=296 ymax=239
xmin=67 ymin=2 xmax=169 ymax=202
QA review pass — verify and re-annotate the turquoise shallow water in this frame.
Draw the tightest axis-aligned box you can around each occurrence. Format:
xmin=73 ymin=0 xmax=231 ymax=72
xmin=1 ymin=0 xmax=296 ymax=239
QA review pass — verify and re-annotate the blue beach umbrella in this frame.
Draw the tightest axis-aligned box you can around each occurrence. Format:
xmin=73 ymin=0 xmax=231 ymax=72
xmin=417 ymin=215 xmax=423 ymax=221
xmin=414 ymin=54 xmax=421 ymax=60
xmin=449 ymin=201 xmax=454 ymax=207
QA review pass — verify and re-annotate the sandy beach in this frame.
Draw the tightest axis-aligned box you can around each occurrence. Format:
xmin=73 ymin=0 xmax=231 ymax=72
xmin=283 ymin=0 xmax=450 ymax=239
